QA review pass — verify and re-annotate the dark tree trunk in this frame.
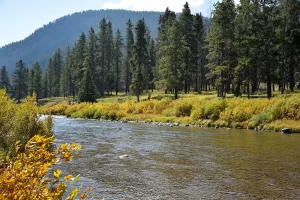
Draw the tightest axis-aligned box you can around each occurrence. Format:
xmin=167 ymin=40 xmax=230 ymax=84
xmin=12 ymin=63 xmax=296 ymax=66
xmin=195 ymin=71 xmax=198 ymax=92
xmin=267 ymin=66 xmax=272 ymax=99
xmin=252 ymin=66 xmax=258 ymax=94
xmin=289 ymin=55 xmax=295 ymax=92
xmin=116 ymin=56 xmax=119 ymax=96
xmin=184 ymin=79 xmax=188 ymax=94
xmin=247 ymin=82 xmax=250 ymax=99
xmin=174 ymin=86 xmax=178 ymax=100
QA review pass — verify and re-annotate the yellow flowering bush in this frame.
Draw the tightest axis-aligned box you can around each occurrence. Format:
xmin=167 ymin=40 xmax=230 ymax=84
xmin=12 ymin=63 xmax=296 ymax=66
xmin=0 ymin=135 xmax=92 ymax=200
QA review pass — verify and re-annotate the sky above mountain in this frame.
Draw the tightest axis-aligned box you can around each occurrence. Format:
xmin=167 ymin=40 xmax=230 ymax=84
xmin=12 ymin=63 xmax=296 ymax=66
xmin=0 ymin=0 xmax=232 ymax=47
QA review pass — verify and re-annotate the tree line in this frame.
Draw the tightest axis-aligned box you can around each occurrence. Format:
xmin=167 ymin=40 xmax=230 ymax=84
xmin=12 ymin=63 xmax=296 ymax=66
xmin=1 ymin=1 xmax=299 ymax=102
xmin=156 ymin=0 xmax=299 ymax=99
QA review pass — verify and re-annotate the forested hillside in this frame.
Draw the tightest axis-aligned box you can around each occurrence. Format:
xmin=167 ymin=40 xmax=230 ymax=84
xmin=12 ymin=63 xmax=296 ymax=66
xmin=1 ymin=1 xmax=299 ymax=103
xmin=0 ymin=9 xmax=162 ymax=73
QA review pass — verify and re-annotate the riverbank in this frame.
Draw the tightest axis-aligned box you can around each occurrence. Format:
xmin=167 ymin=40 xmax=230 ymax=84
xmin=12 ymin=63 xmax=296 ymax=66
xmin=40 ymin=94 xmax=300 ymax=133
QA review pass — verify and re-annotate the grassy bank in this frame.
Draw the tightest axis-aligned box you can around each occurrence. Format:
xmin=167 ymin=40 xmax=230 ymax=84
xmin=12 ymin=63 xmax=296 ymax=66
xmin=40 ymin=94 xmax=300 ymax=133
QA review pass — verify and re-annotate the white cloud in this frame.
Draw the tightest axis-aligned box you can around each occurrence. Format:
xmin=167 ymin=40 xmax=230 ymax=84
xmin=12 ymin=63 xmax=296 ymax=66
xmin=102 ymin=0 xmax=205 ymax=13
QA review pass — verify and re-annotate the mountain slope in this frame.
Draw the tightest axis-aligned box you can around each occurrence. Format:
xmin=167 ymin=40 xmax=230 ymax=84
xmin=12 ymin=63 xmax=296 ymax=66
xmin=0 ymin=9 xmax=162 ymax=73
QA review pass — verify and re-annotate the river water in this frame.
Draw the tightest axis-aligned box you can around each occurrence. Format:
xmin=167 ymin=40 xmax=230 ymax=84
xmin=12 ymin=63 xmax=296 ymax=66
xmin=53 ymin=116 xmax=300 ymax=199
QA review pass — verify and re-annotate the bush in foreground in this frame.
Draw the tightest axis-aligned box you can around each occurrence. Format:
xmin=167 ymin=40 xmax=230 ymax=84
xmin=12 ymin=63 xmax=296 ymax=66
xmin=0 ymin=135 xmax=91 ymax=200
xmin=0 ymin=89 xmax=53 ymax=158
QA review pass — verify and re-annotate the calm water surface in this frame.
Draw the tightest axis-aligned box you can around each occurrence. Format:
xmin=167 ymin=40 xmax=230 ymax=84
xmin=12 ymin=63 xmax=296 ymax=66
xmin=53 ymin=116 xmax=300 ymax=199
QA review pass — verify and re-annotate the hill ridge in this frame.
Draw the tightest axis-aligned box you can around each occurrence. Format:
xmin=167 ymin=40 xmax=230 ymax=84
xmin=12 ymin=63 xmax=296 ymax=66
xmin=0 ymin=9 xmax=163 ymax=73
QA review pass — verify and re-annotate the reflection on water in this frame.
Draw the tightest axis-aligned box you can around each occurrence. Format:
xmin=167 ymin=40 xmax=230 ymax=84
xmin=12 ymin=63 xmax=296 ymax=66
xmin=53 ymin=117 xmax=300 ymax=199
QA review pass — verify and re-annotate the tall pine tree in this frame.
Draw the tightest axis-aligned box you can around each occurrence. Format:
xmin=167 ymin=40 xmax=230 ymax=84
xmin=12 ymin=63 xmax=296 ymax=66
xmin=32 ymin=62 xmax=42 ymax=102
xmin=130 ymin=19 xmax=149 ymax=102
xmin=114 ymin=29 xmax=123 ymax=95
xmin=179 ymin=2 xmax=194 ymax=93
xmin=124 ymin=19 xmax=134 ymax=94
xmin=205 ymin=0 xmax=236 ymax=97
xmin=12 ymin=60 xmax=28 ymax=103
xmin=0 ymin=66 xmax=10 ymax=91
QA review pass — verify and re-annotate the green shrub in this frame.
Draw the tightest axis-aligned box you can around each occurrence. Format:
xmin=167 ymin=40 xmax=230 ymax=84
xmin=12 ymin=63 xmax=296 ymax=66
xmin=162 ymin=107 xmax=177 ymax=117
xmin=249 ymin=111 xmax=271 ymax=127
xmin=174 ymin=99 xmax=194 ymax=117
xmin=191 ymin=99 xmax=226 ymax=121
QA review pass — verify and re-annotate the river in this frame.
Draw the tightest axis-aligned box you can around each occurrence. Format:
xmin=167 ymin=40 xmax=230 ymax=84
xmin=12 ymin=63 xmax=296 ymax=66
xmin=53 ymin=116 xmax=300 ymax=199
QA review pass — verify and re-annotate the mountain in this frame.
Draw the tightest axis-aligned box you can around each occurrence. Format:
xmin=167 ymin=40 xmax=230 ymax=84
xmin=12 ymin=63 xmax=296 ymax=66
xmin=0 ymin=9 xmax=162 ymax=74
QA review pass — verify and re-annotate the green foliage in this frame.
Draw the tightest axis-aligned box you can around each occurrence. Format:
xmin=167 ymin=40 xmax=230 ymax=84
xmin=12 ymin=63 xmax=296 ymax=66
xmin=268 ymin=95 xmax=300 ymax=121
xmin=46 ymin=58 xmax=54 ymax=98
xmin=114 ymin=29 xmax=123 ymax=95
xmin=174 ymin=99 xmax=194 ymax=117
xmin=250 ymin=112 xmax=271 ymax=127
xmin=156 ymin=8 xmax=183 ymax=99
xmin=0 ymin=66 xmax=11 ymax=92
xmin=205 ymin=0 xmax=236 ymax=97
xmin=130 ymin=19 xmax=149 ymax=102
xmin=30 ymin=62 xmax=43 ymax=102
xmin=124 ymin=19 xmax=135 ymax=94
xmin=191 ymin=99 xmax=227 ymax=120
xmin=179 ymin=2 xmax=195 ymax=94
xmin=78 ymin=68 xmax=97 ymax=103
xmin=12 ymin=60 xmax=28 ymax=103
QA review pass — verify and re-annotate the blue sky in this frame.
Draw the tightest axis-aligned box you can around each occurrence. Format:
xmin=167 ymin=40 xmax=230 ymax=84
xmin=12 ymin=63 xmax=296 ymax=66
xmin=0 ymin=0 xmax=222 ymax=47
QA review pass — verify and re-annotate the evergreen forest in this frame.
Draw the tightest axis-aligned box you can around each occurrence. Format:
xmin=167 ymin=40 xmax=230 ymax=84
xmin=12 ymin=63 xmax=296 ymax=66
xmin=1 ymin=1 xmax=299 ymax=103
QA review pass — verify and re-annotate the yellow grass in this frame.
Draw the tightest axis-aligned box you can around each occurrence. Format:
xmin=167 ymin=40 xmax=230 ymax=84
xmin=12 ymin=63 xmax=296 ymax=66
xmin=40 ymin=92 xmax=300 ymax=133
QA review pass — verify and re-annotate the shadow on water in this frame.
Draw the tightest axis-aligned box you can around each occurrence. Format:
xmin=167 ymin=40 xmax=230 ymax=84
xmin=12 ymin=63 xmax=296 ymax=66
xmin=53 ymin=116 xmax=300 ymax=199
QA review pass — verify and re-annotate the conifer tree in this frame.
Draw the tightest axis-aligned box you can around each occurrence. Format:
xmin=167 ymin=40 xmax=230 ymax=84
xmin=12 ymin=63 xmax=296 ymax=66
xmin=32 ymin=62 xmax=42 ymax=102
xmin=205 ymin=0 xmax=236 ymax=97
xmin=157 ymin=19 xmax=184 ymax=99
xmin=61 ymin=47 xmax=74 ymax=99
xmin=79 ymin=27 xmax=98 ymax=100
xmin=78 ymin=68 xmax=97 ymax=102
xmin=257 ymin=0 xmax=278 ymax=98
xmin=27 ymin=69 xmax=34 ymax=96
xmin=193 ymin=13 xmax=205 ymax=92
xmin=0 ymin=66 xmax=10 ymax=91
xmin=98 ymin=18 xmax=107 ymax=97
xmin=130 ymin=19 xmax=149 ymax=102
xmin=84 ymin=27 xmax=97 ymax=79
xmin=69 ymin=47 xmax=77 ymax=98
xmin=42 ymin=71 xmax=48 ymax=99
xmin=46 ymin=58 xmax=54 ymax=98
xmin=124 ymin=19 xmax=134 ymax=94
xmin=52 ymin=48 xmax=63 ymax=97
xmin=156 ymin=7 xmax=177 ymax=94
xmin=148 ymin=38 xmax=156 ymax=91
xmin=105 ymin=22 xmax=115 ymax=95
xmin=234 ymin=0 xmax=255 ymax=97
xmin=74 ymin=33 xmax=86 ymax=97
xmin=12 ymin=60 xmax=28 ymax=103
xmin=60 ymin=60 xmax=67 ymax=99
xmin=179 ymin=2 xmax=194 ymax=93
xmin=143 ymin=28 xmax=153 ymax=91
xmin=278 ymin=0 xmax=300 ymax=93
xmin=114 ymin=29 xmax=123 ymax=95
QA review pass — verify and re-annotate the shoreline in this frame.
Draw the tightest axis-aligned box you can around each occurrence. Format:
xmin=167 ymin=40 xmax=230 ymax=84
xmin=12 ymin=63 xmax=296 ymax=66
xmin=50 ymin=114 xmax=296 ymax=134
xmin=41 ymin=95 xmax=300 ymax=134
